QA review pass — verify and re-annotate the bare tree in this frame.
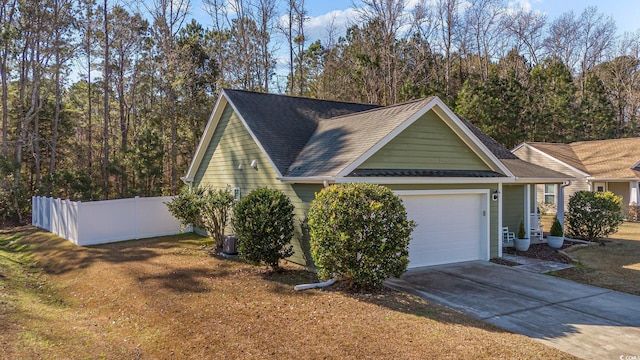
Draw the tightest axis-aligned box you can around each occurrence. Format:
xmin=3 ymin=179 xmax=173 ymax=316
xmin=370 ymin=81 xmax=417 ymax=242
xmin=359 ymin=0 xmax=407 ymax=105
xmin=504 ymin=6 xmax=546 ymax=66
xmin=435 ymin=0 xmax=461 ymax=98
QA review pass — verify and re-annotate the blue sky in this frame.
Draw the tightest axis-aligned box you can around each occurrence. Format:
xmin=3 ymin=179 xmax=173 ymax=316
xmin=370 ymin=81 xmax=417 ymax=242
xmin=191 ymin=0 xmax=640 ymax=40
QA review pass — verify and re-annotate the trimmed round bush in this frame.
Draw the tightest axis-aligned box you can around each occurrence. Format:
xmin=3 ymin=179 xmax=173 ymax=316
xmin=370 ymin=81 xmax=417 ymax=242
xmin=308 ymin=183 xmax=416 ymax=288
xmin=233 ymin=187 xmax=295 ymax=269
xmin=566 ymin=190 xmax=623 ymax=244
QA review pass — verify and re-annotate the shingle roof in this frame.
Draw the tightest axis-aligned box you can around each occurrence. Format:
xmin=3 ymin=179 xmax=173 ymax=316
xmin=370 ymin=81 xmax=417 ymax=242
xmin=500 ymin=159 xmax=572 ymax=180
xmin=526 ymin=138 xmax=640 ymax=179
xmin=220 ymin=90 xmax=570 ymax=182
xmin=526 ymin=142 xmax=587 ymax=173
xmin=286 ymin=98 xmax=434 ymax=177
xmin=348 ymin=169 xmax=505 ymax=177
xmin=224 ymin=89 xmax=379 ymax=175
xmin=458 ymin=116 xmax=519 ymax=160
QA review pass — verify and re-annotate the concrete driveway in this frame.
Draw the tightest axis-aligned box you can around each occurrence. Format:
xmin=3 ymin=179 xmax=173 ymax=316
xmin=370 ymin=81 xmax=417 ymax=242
xmin=385 ymin=261 xmax=640 ymax=360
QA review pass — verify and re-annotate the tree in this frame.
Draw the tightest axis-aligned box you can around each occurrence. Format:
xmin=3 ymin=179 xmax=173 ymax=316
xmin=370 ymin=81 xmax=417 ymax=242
xmin=527 ymin=57 xmax=577 ymax=142
xmin=577 ymin=72 xmax=617 ymax=140
xmin=566 ymin=191 xmax=623 ymax=244
xmin=233 ymin=188 xmax=295 ymax=270
xmin=307 ymin=183 xmax=416 ymax=288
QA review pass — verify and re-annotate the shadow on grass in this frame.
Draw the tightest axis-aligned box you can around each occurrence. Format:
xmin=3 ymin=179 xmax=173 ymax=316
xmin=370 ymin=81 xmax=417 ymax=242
xmin=0 ymin=226 xmax=210 ymax=276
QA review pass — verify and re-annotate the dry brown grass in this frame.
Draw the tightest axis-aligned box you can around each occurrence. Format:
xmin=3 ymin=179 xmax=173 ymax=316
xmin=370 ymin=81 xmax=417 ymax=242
xmin=552 ymin=221 xmax=640 ymax=295
xmin=0 ymin=227 xmax=576 ymax=359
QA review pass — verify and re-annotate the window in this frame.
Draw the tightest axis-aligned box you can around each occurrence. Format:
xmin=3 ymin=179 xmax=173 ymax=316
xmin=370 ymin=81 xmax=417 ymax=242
xmin=594 ymin=182 xmax=606 ymax=192
xmin=233 ymin=187 xmax=241 ymax=201
xmin=544 ymin=184 xmax=556 ymax=204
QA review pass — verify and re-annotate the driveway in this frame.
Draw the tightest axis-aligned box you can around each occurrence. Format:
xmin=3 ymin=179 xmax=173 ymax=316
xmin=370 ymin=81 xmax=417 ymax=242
xmin=385 ymin=261 xmax=640 ymax=360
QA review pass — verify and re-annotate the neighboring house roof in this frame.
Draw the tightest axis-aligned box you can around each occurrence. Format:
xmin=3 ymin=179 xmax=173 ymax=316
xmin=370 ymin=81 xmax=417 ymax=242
xmin=521 ymin=138 xmax=640 ymax=180
xmin=186 ymin=89 xmax=573 ymax=184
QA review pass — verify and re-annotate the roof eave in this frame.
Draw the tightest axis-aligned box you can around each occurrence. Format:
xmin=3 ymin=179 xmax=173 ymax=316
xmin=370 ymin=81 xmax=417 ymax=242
xmin=277 ymin=176 xmax=335 ymax=184
xmin=512 ymin=177 xmax=575 ymax=184
xmin=335 ymin=176 xmax=512 ymax=184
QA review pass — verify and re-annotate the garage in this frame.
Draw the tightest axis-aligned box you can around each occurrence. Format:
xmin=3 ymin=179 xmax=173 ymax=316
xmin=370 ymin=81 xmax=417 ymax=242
xmin=398 ymin=190 xmax=490 ymax=268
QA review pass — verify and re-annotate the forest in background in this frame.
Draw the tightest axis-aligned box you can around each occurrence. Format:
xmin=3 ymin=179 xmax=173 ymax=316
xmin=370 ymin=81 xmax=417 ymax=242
xmin=1 ymin=0 xmax=640 ymax=223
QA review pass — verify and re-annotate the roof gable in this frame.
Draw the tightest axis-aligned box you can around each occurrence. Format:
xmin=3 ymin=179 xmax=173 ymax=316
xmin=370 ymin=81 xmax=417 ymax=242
xmin=518 ymin=138 xmax=640 ymax=179
xmin=287 ymin=97 xmax=512 ymax=179
xmin=357 ymin=109 xmax=491 ymax=172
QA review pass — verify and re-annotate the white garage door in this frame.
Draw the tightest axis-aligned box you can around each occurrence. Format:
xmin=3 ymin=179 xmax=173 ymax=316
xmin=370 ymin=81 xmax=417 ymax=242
xmin=400 ymin=192 xmax=488 ymax=268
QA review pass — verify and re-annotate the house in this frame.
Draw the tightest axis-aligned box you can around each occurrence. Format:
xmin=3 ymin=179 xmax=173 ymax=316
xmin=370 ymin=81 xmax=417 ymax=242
xmin=513 ymin=139 xmax=640 ymax=215
xmin=183 ymin=89 xmax=571 ymax=268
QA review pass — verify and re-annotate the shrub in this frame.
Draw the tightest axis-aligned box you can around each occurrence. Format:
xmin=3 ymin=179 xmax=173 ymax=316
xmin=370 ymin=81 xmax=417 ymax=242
xmin=233 ymin=187 xmax=295 ymax=270
xmin=550 ymin=217 xmax=563 ymax=236
xmin=307 ymin=183 xmax=416 ymax=288
xmin=166 ymin=185 xmax=234 ymax=250
xmin=566 ymin=191 xmax=624 ymax=244
xmin=517 ymin=220 xmax=526 ymax=239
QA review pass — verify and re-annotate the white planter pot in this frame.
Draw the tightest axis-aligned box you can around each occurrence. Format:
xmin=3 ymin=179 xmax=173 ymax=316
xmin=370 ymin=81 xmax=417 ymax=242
xmin=547 ymin=235 xmax=564 ymax=249
xmin=514 ymin=237 xmax=530 ymax=251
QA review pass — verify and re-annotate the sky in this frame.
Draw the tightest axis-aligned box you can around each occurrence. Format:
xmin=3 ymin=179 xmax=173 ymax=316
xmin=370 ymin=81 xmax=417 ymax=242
xmin=190 ymin=0 xmax=640 ymax=46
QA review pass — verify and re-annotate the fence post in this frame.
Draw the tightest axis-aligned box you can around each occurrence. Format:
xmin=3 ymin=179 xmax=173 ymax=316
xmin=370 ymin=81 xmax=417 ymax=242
xmin=135 ymin=196 xmax=140 ymax=239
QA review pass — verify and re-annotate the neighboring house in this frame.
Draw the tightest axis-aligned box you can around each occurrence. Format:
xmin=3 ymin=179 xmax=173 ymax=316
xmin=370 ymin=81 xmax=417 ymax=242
xmin=513 ymin=139 xmax=640 ymax=214
xmin=184 ymin=89 xmax=571 ymax=269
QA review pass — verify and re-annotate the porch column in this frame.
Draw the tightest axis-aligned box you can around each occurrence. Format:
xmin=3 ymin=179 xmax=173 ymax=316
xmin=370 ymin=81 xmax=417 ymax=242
xmin=524 ymin=184 xmax=531 ymax=238
xmin=498 ymin=183 xmax=503 ymax=257
xmin=557 ymin=184 xmax=565 ymax=227
xmin=630 ymin=182 xmax=640 ymax=205
xmin=532 ymin=185 xmax=538 ymax=216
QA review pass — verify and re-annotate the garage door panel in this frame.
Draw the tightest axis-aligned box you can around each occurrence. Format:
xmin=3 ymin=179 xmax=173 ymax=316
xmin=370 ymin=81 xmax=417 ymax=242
xmin=400 ymin=193 xmax=488 ymax=268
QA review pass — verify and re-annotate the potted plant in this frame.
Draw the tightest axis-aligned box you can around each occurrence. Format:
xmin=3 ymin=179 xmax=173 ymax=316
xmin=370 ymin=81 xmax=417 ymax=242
xmin=514 ymin=220 xmax=530 ymax=251
xmin=547 ymin=217 xmax=564 ymax=249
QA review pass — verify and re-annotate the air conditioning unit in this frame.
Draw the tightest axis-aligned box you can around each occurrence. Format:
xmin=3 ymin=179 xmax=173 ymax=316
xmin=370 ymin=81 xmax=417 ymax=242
xmin=222 ymin=235 xmax=238 ymax=255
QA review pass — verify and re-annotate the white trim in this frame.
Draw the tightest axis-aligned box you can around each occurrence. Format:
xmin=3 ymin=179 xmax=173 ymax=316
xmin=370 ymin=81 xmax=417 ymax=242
xmin=184 ymin=90 xmax=284 ymax=183
xmin=336 ymin=98 xmax=513 ymax=178
xmin=587 ymin=177 xmax=640 ymax=182
xmin=277 ymin=176 xmax=335 ymax=184
xmin=395 ymin=189 xmax=491 ymax=263
xmin=336 ymin=177 xmax=510 ymax=184
xmin=513 ymin=177 xmax=573 ymax=183
xmin=224 ymin=93 xmax=283 ymax=178
xmin=184 ymin=95 xmax=228 ymax=180
xmin=395 ymin=189 xmax=491 ymax=196
xmin=497 ymin=183 xmax=503 ymax=257
xmin=514 ymin=143 xmax=591 ymax=177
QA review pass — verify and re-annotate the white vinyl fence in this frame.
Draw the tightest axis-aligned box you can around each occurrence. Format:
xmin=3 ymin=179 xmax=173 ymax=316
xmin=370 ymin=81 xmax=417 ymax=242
xmin=32 ymin=196 xmax=183 ymax=246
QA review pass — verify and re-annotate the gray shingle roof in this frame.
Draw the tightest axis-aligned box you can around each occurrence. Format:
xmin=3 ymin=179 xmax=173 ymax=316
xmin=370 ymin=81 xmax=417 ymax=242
xmin=348 ymin=169 xmax=505 ymax=177
xmin=458 ymin=116 xmax=518 ymax=160
xmin=221 ymin=90 xmax=569 ymax=181
xmin=224 ymin=89 xmax=379 ymax=175
xmin=287 ymin=98 xmax=434 ymax=177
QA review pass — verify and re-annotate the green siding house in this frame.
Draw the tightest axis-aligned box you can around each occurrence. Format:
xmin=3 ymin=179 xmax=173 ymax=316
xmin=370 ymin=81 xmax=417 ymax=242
xmin=183 ymin=90 xmax=571 ymax=268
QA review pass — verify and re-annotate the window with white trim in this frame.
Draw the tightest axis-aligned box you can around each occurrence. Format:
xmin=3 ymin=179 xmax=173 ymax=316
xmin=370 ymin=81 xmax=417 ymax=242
xmin=544 ymin=184 xmax=556 ymax=205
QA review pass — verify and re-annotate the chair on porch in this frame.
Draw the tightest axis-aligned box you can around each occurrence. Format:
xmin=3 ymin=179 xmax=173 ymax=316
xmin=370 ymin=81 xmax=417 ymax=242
xmin=530 ymin=213 xmax=544 ymax=241
xmin=502 ymin=227 xmax=515 ymax=244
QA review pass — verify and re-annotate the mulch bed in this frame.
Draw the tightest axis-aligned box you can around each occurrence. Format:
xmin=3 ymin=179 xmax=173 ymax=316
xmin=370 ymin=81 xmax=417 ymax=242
xmin=503 ymin=243 xmax=573 ymax=263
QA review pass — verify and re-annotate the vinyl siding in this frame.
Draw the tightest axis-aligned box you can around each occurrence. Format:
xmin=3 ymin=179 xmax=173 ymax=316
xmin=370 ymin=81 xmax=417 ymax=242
xmin=514 ymin=145 xmax=586 ymax=211
xmin=386 ymin=183 xmax=500 ymax=258
xmin=502 ymin=184 xmax=525 ymax=234
xmin=608 ymin=182 xmax=631 ymax=206
xmin=193 ymin=104 xmax=322 ymax=266
xmin=359 ymin=110 xmax=491 ymax=171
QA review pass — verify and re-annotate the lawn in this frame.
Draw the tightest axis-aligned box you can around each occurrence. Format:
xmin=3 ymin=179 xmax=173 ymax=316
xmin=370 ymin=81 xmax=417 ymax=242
xmin=551 ymin=219 xmax=640 ymax=296
xmin=0 ymin=227 xmax=575 ymax=359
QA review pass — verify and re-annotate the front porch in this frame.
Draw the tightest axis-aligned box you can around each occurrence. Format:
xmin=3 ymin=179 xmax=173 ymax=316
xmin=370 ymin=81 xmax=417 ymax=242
xmin=499 ymin=182 xmax=567 ymax=256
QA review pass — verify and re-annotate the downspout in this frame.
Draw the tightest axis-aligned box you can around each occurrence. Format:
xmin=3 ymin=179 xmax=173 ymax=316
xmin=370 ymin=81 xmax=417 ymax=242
xmin=294 ymin=277 xmax=338 ymax=291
